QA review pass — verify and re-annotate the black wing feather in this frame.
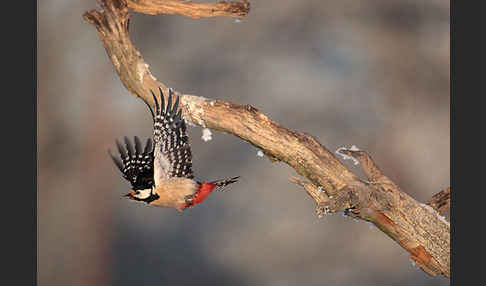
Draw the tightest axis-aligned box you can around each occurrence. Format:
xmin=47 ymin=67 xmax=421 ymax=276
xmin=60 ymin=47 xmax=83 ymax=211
xmin=143 ymin=138 xmax=152 ymax=154
xmin=116 ymin=139 xmax=127 ymax=159
xmin=152 ymin=87 xmax=194 ymax=179
xmin=109 ymin=137 xmax=154 ymax=190
xmin=124 ymin=136 xmax=134 ymax=157
xmin=109 ymin=150 xmax=124 ymax=173
xmin=134 ymin=136 xmax=142 ymax=155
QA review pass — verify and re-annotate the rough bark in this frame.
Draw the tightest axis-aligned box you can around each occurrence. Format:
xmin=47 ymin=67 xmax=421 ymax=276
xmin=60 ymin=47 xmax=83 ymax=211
xmin=83 ymin=0 xmax=450 ymax=278
xmin=427 ymin=188 xmax=451 ymax=215
xmin=126 ymin=0 xmax=250 ymax=19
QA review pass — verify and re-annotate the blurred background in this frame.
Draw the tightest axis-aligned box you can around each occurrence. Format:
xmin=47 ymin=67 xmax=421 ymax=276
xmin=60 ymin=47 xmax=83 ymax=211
xmin=38 ymin=0 xmax=450 ymax=285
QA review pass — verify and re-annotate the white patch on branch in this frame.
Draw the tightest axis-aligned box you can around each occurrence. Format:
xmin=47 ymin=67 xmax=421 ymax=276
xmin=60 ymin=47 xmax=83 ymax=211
xmin=201 ymin=128 xmax=213 ymax=142
xmin=409 ymin=258 xmax=416 ymax=267
xmin=349 ymin=145 xmax=360 ymax=151
xmin=180 ymin=94 xmax=208 ymax=127
xmin=421 ymin=203 xmax=450 ymax=227
xmin=437 ymin=213 xmax=450 ymax=227
xmin=257 ymin=150 xmax=264 ymax=157
xmin=136 ymin=61 xmax=149 ymax=82
xmin=317 ymin=206 xmax=333 ymax=218
xmin=149 ymin=73 xmax=157 ymax=81
xmin=365 ymin=221 xmax=375 ymax=229
xmin=95 ymin=2 xmax=104 ymax=12
xmin=335 ymin=146 xmax=360 ymax=165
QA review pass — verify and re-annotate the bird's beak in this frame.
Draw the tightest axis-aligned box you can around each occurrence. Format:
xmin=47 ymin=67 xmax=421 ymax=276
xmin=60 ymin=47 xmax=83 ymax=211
xmin=123 ymin=190 xmax=136 ymax=200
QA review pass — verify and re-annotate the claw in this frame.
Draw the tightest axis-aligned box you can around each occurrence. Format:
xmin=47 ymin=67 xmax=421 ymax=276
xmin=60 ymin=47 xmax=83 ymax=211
xmin=184 ymin=194 xmax=196 ymax=208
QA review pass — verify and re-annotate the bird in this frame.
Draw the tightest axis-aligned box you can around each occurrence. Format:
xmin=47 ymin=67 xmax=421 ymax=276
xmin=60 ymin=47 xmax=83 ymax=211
xmin=109 ymin=87 xmax=239 ymax=211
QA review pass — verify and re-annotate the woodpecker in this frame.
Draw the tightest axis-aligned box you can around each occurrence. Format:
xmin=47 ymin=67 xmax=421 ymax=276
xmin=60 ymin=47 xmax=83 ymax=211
xmin=109 ymin=88 xmax=239 ymax=211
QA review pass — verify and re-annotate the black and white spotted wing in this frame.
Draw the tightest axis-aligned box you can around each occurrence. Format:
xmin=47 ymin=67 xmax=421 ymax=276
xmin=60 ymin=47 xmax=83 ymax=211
xmin=109 ymin=136 xmax=154 ymax=190
xmin=145 ymin=88 xmax=194 ymax=184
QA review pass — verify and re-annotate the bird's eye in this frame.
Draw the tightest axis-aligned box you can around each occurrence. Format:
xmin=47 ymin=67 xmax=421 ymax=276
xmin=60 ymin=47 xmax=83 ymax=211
xmin=135 ymin=191 xmax=140 ymax=195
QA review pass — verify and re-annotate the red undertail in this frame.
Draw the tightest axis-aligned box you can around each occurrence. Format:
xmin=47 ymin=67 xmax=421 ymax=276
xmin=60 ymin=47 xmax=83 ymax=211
xmin=181 ymin=183 xmax=217 ymax=209
xmin=182 ymin=177 xmax=239 ymax=209
xmin=192 ymin=183 xmax=217 ymax=205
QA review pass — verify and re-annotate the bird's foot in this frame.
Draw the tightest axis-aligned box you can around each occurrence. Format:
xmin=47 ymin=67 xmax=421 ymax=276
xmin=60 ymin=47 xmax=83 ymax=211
xmin=183 ymin=194 xmax=196 ymax=209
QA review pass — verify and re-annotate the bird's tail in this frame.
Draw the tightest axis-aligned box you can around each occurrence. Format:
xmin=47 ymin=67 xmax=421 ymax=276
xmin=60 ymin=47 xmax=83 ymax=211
xmin=208 ymin=176 xmax=240 ymax=192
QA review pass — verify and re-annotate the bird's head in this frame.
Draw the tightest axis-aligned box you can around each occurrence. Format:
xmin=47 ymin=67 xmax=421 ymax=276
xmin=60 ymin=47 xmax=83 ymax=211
xmin=123 ymin=188 xmax=154 ymax=202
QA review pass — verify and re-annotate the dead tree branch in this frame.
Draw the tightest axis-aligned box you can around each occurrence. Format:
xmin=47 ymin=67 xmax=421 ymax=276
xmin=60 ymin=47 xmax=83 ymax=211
xmin=83 ymin=0 xmax=450 ymax=278
xmin=427 ymin=188 xmax=451 ymax=215
xmin=126 ymin=0 xmax=250 ymax=19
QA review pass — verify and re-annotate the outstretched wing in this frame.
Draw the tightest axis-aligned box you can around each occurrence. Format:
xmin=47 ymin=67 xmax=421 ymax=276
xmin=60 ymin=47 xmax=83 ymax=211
xmin=109 ymin=136 xmax=154 ymax=190
xmin=143 ymin=88 xmax=194 ymax=186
